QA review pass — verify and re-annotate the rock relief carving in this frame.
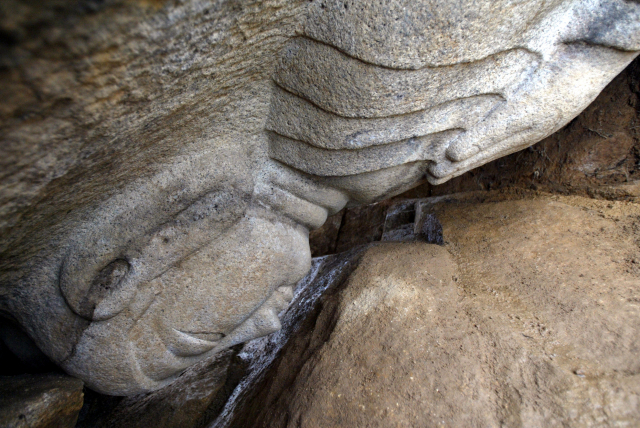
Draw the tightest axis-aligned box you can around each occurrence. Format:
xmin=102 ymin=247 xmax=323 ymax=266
xmin=0 ymin=0 xmax=638 ymax=395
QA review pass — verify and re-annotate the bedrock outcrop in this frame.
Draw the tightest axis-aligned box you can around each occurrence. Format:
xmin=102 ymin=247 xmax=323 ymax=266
xmin=218 ymin=191 xmax=640 ymax=427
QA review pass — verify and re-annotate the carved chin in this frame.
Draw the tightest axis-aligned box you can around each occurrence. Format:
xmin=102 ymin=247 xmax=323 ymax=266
xmin=163 ymin=285 xmax=293 ymax=359
xmin=61 ymin=289 xmax=291 ymax=395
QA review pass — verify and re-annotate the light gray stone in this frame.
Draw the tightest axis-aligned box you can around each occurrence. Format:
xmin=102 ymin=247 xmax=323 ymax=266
xmin=270 ymin=0 xmax=640 ymax=187
xmin=273 ymin=37 xmax=533 ymax=118
xmin=0 ymin=0 xmax=637 ymax=396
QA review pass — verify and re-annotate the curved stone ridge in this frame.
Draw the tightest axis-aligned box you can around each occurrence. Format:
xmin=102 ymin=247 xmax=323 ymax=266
xmin=303 ymin=0 xmax=640 ymax=68
xmin=268 ymin=130 xmax=462 ymax=177
xmin=267 ymin=87 xmax=503 ymax=150
xmin=273 ymin=37 xmax=532 ymax=118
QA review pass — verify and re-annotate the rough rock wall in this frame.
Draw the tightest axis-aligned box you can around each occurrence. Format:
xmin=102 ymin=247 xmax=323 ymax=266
xmin=1 ymin=0 xmax=639 ymax=399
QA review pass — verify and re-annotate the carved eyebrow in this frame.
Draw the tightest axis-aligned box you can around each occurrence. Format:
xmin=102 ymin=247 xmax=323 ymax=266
xmin=267 ymin=130 xmax=462 ymax=177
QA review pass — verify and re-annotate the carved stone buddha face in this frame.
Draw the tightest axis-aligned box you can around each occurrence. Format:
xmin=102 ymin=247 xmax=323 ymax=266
xmin=62 ymin=203 xmax=312 ymax=394
xmin=1 ymin=140 xmax=314 ymax=394
xmin=0 ymin=0 xmax=638 ymax=395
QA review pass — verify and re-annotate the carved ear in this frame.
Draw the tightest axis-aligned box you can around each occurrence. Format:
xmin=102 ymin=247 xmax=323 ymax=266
xmin=60 ymin=258 xmax=138 ymax=321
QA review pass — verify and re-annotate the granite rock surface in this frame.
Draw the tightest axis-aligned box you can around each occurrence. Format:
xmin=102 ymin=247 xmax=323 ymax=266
xmin=218 ymin=192 xmax=640 ymax=427
xmin=0 ymin=0 xmax=638 ymax=395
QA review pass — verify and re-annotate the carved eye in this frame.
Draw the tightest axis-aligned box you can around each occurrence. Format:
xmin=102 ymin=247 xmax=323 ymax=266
xmin=61 ymin=259 xmax=132 ymax=321
xmin=90 ymin=259 xmax=129 ymax=294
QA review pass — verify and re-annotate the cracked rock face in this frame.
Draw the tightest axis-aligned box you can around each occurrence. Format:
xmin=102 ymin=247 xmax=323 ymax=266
xmin=0 ymin=0 xmax=638 ymax=395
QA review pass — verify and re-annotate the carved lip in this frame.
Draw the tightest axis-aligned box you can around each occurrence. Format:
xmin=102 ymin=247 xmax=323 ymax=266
xmin=164 ymin=285 xmax=295 ymax=360
xmin=166 ymin=329 xmax=225 ymax=357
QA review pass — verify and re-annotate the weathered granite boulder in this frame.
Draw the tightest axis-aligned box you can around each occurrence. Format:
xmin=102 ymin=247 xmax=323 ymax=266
xmin=0 ymin=0 xmax=638 ymax=395
xmin=0 ymin=373 xmax=84 ymax=428
xmin=217 ymin=192 xmax=640 ymax=427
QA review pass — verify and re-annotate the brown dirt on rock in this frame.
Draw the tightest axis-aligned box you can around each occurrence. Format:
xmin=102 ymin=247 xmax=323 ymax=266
xmin=232 ymin=192 xmax=640 ymax=427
